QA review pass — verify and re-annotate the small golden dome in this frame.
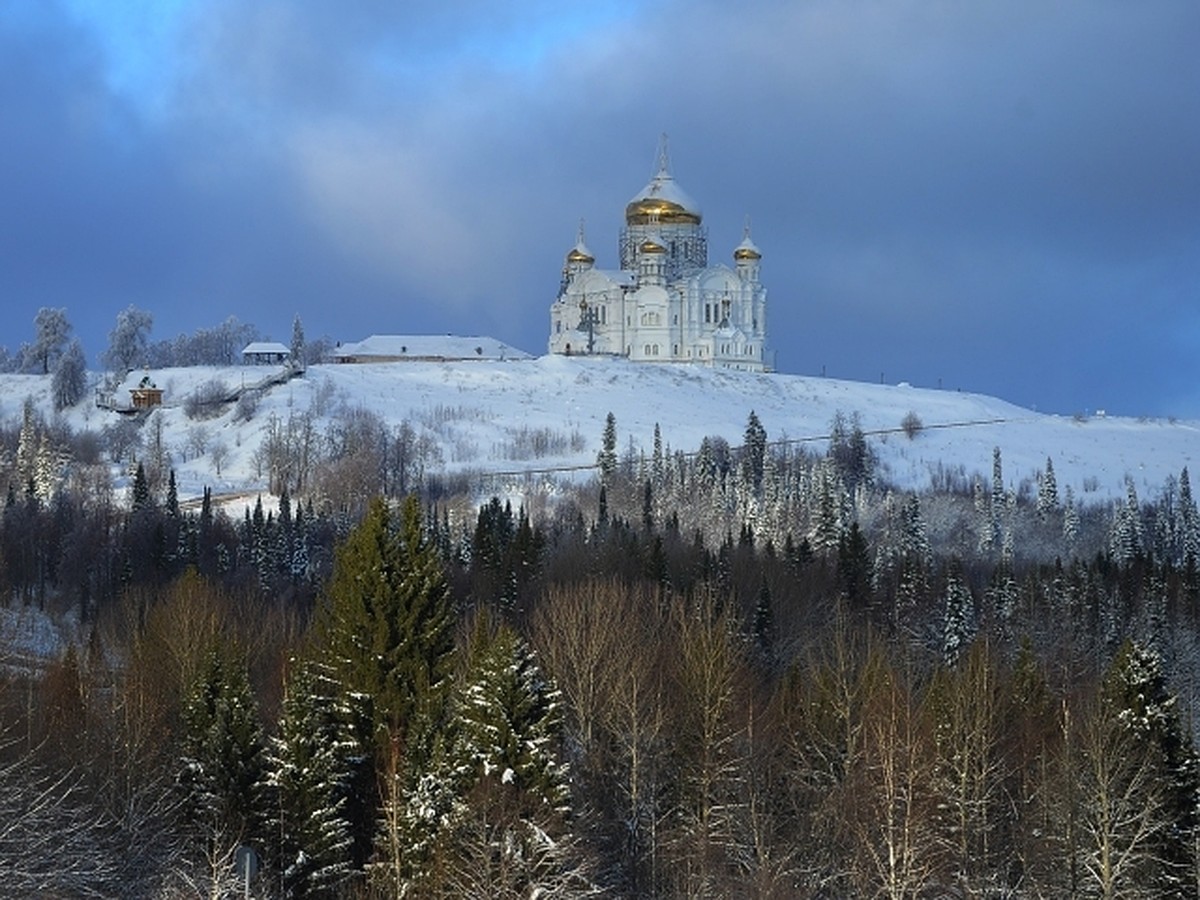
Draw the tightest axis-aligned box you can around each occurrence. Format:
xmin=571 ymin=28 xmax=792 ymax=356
xmin=640 ymin=237 xmax=666 ymax=254
xmin=566 ymin=243 xmax=595 ymax=265
xmin=733 ymin=244 xmax=761 ymax=261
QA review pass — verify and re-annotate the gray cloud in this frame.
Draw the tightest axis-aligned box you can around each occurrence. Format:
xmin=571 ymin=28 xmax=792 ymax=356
xmin=2 ymin=0 xmax=1197 ymax=416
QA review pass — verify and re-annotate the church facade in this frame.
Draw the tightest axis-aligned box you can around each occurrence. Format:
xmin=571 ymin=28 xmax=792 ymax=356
xmin=548 ymin=142 xmax=770 ymax=372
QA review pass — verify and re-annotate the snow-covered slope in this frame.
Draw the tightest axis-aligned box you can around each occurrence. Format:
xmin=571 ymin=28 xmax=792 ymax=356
xmin=1 ymin=357 xmax=1195 ymax=508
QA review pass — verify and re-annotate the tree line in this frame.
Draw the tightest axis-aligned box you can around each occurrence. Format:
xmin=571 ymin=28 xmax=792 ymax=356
xmin=2 ymin=406 xmax=1200 ymax=896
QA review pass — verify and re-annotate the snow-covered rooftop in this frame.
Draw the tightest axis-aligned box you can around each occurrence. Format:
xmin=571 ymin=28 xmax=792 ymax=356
xmin=331 ymin=335 xmax=532 ymax=362
xmin=242 ymin=341 xmax=290 ymax=355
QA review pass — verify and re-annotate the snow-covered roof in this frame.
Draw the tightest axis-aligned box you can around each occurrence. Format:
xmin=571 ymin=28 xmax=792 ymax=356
xmin=332 ymin=335 xmax=532 ymax=362
xmin=242 ymin=341 xmax=290 ymax=356
xmin=627 ymin=170 xmax=700 ymax=218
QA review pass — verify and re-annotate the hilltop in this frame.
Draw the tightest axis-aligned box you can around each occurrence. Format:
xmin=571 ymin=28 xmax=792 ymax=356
xmin=0 ymin=355 xmax=1194 ymax=511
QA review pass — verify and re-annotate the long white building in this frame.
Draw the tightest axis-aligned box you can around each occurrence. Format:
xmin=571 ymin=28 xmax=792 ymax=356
xmin=549 ymin=140 xmax=770 ymax=371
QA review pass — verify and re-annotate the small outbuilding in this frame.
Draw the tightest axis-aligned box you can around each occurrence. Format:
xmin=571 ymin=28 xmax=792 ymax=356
xmin=242 ymin=341 xmax=291 ymax=364
xmin=130 ymin=376 xmax=163 ymax=409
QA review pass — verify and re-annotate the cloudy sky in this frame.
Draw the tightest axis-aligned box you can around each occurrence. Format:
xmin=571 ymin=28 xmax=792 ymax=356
xmin=3 ymin=0 xmax=1198 ymax=417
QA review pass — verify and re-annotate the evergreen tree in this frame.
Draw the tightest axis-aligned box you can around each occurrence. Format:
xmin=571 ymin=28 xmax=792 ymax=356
xmin=743 ymin=409 xmax=767 ymax=492
xmin=389 ymin=616 xmax=578 ymax=897
xmin=131 ymin=462 xmax=151 ymax=511
xmin=290 ymin=313 xmax=306 ymax=368
xmin=1037 ymin=456 xmax=1059 ymax=518
xmin=268 ymin=661 xmax=354 ymax=898
xmin=941 ymin=565 xmax=976 ymax=667
xmin=1063 ymin=484 xmax=1080 ymax=550
xmin=1179 ymin=467 xmax=1199 ymax=567
xmin=314 ymin=495 xmax=455 ymax=750
xmin=179 ymin=648 xmax=269 ymax=855
xmin=1100 ymin=641 xmax=1200 ymax=894
xmin=165 ymin=469 xmax=179 ymax=520
xmin=597 ymin=412 xmax=617 ymax=487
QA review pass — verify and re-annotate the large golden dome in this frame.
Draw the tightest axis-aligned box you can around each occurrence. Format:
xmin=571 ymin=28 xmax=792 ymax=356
xmin=625 ymin=137 xmax=701 ymax=226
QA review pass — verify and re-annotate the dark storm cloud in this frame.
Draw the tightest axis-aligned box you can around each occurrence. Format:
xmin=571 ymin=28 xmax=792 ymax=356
xmin=2 ymin=0 xmax=1197 ymax=415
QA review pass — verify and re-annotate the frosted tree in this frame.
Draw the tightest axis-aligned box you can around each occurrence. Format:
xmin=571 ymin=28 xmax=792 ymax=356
xmin=941 ymin=566 xmax=976 ymax=667
xmin=597 ymin=412 xmax=618 ymax=487
xmin=51 ymin=338 xmax=87 ymax=410
xmin=809 ymin=458 xmax=845 ymax=555
xmin=1178 ymin=467 xmax=1198 ymax=567
xmin=743 ymin=409 xmax=767 ymax=492
xmin=1037 ymin=456 xmax=1060 ymax=518
xmin=27 ymin=306 xmax=72 ymax=374
xmin=379 ymin=617 xmax=582 ymax=897
xmin=1080 ymin=641 xmax=1200 ymax=895
xmin=1109 ymin=478 xmax=1144 ymax=565
xmin=1063 ymin=485 xmax=1080 ymax=550
xmin=290 ymin=313 xmax=306 ymax=367
xmin=101 ymin=304 xmax=153 ymax=375
xmin=15 ymin=398 xmax=37 ymax=488
xmin=268 ymin=661 xmax=354 ymax=898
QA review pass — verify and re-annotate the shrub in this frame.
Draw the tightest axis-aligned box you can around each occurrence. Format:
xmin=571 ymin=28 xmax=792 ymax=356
xmin=184 ymin=379 xmax=231 ymax=420
xmin=901 ymin=410 xmax=924 ymax=440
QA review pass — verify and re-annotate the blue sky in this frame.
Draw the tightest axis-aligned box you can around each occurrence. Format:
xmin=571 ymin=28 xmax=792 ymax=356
xmin=2 ymin=0 xmax=1198 ymax=417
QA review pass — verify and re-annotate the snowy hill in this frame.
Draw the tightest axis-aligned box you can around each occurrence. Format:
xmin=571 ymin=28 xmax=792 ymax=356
xmin=1 ymin=356 xmax=1195 ymax=511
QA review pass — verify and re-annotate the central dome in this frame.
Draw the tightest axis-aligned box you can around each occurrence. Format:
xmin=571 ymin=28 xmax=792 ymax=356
xmin=625 ymin=170 xmax=702 ymax=225
xmin=625 ymin=138 xmax=702 ymax=226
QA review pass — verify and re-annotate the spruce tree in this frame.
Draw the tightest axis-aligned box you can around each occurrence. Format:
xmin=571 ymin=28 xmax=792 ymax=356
xmin=179 ymin=648 xmax=268 ymax=856
xmin=597 ymin=412 xmax=617 ymax=487
xmin=314 ymin=495 xmax=455 ymax=751
xmin=941 ymin=565 xmax=976 ymax=667
xmin=268 ymin=661 xmax=354 ymax=898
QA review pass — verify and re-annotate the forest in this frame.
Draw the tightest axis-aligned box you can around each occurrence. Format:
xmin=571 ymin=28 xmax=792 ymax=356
xmin=2 ymin=396 xmax=1200 ymax=898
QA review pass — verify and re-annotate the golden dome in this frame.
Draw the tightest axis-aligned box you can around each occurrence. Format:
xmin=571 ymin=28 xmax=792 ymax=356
xmin=566 ymin=243 xmax=595 ymax=265
xmin=625 ymin=197 xmax=702 ymax=226
xmin=625 ymin=136 xmax=702 ymax=226
xmin=640 ymin=236 xmax=666 ymax=254
xmin=734 ymin=223 xmax=762 ymax=260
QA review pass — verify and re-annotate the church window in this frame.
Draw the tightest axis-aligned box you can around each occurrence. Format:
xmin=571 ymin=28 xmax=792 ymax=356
xmin=644 ymin=344 xmax=651 ymax=356
xmin=673 ymin=344 xmax=678 ymax=355
xmin=653 ymin=344 xmax=659 ymax=355
xmin=705 ymin=304 xmax=711 ymax=324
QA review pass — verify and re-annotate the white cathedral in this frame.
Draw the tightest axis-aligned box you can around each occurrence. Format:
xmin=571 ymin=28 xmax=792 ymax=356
xmin=548 ymin=140 xmax=771 ymax=372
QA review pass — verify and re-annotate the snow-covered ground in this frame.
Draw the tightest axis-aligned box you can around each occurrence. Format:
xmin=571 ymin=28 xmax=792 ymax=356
xmin=1 ymin=356 xmax=1195 ymax=510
